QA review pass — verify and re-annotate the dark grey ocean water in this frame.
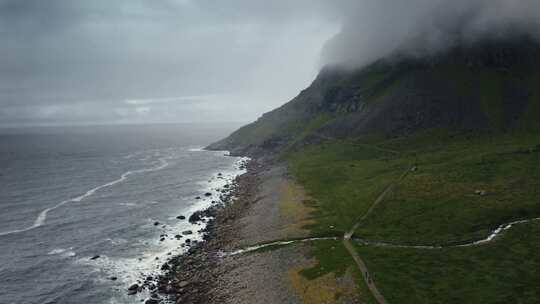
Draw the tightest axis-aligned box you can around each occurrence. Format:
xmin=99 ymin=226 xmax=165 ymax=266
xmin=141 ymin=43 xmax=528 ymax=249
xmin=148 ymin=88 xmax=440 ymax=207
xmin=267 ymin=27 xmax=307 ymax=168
xmin=0 ymin=124 xmax=244 ymax=304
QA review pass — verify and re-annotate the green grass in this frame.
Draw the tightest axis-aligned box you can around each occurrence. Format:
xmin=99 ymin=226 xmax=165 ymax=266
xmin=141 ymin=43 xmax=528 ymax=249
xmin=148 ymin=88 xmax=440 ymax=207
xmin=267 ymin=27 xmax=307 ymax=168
xmin=357 ymin=134 xmax=540 ymax=244
xmin=356 ymin=221 xmax=540 ymax=303
xmin=285 ymin=113 xmax=337 ymax=149
xmin=288 ymin=141 xmax=409 ymax=237
xmin=288 ymin=132 xmax=540 ymax=302
xmin=520 ymin=73 xmax=540 ymax=131
xmin=299 ymin=240 xmax=378 ymax=304
xmin=300 ymin=240 xmax=353 ymax=279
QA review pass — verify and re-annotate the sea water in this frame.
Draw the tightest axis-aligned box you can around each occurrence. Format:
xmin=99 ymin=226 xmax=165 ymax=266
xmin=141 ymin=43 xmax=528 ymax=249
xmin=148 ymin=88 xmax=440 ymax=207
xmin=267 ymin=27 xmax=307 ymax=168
xmin=0 ymin=124 xmax=243 ymax=304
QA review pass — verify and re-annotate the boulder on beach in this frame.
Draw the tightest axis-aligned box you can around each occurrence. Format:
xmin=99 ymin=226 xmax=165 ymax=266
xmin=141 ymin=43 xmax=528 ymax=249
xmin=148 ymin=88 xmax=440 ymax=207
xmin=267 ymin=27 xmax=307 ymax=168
xmin=182 ymin=230 xmax=193 ymax=235
xmin=178 ymin=280 xmax=190 ymax=288
xmin=90 ymin=255 xmax=100 ymax=260
xmin=176 ymin=215 xmax=186 ymax=220
xmin=195 ymin=196 xmax=201 ymax=199
xmin=189 ymin=211 xmax=203 ymax=223
xmin=153 ymin=221 xmax=160 ymax=226
xmin=204 ymin=192 xmax=212 ymax=196
xmin=127 ymin=284 xmax=139 ymax=295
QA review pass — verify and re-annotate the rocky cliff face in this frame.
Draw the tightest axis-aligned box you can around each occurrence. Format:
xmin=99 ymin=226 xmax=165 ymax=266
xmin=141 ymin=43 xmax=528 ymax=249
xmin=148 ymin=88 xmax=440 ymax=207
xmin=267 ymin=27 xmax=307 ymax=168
xmin=207 ymin=36 xmax=540 ymax=157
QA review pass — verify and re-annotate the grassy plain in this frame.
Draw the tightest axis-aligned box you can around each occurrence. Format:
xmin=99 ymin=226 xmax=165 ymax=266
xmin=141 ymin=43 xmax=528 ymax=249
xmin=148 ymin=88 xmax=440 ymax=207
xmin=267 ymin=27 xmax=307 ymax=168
xmin=287 ymin=131 xmax=540 ymax=303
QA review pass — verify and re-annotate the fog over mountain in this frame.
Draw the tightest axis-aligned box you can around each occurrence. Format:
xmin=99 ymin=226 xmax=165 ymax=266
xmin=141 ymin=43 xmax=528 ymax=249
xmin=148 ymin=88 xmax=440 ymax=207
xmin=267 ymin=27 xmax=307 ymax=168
xmin=2 ymin=0 xmax=540 ymax=126
xmin=323 ymin=0 xmax=540 ymax=68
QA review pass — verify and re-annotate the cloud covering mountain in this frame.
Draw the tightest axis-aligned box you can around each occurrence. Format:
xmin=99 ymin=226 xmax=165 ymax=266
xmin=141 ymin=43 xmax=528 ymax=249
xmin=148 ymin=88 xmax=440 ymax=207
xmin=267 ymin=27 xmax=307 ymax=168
xmin=323 ymin=0 xmax=540 ymax=68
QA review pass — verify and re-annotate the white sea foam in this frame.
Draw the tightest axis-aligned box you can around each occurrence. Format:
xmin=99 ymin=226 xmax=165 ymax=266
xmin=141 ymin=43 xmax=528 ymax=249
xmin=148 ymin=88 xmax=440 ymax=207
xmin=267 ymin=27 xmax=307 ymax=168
xmin=187 ymin=147 xmax=204 ymax=152
xmin=93 ymin=151 xmax=248 ymax=303
xmin=48 ymin=248 xmax=76 ymax=258
xmin=118 ymin=202 xmax=137 ymax=207
xmin=48 ymin=248 xmax=68 ymax=255
xmin=0 ymin=157 xmax=170 ymax=237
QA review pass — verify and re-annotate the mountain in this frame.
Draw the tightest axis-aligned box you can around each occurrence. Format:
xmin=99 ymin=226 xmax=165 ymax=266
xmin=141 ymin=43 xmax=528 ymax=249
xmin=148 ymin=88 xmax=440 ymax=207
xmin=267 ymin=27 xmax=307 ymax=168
xmin=207 ymin=36 xmax=540 ymax=156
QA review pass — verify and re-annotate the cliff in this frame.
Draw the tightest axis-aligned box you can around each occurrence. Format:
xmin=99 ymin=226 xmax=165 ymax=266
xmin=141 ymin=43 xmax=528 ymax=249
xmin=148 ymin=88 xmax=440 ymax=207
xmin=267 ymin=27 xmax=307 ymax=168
xmin=208 ymin=36 xmax=540 ymax=156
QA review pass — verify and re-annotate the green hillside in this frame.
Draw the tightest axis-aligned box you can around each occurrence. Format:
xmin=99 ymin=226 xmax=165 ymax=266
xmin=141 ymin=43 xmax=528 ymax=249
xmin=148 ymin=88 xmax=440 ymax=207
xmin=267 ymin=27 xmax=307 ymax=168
xmin=208 ymin=36 xmax=540 ymax=303
xmin=208 ymin=37 xmax=540 ymax=156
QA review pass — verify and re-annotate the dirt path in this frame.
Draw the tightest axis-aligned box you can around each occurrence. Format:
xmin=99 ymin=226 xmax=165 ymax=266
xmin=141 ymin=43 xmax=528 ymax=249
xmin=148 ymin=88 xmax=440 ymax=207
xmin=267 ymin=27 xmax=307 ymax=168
xmin=343 ymin=238 xmax=387 ymax=304
xmin=341 ymin=165 xmax=412 ymax=304
xmin=223 ymin=155 xmax=540 ymax=304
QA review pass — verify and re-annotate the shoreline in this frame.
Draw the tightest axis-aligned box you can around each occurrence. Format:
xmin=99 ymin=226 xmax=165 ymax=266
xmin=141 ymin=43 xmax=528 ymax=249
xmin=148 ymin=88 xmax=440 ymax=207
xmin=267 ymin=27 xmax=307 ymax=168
xmin=133 ymin=155 xmax=266 ymax=304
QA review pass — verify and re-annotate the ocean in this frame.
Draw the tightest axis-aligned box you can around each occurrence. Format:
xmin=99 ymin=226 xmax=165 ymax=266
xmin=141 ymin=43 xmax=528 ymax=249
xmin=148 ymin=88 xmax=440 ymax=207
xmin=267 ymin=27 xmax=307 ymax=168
xmin=0 ymin=124 xmax=244 ymax=304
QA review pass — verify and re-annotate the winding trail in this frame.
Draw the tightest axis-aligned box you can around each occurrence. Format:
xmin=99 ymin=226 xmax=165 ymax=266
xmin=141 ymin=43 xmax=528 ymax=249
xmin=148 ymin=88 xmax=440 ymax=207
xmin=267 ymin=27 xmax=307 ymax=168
xmin=0 ymin=157 xmax=170 ymax=237
xmin=341 ymin=165 xmax=412 ymax=304
xmin=357 ymin=217 xmax=540 ymax=250
xmin=223 ymin=237 xmax=339 ymax=256
xmin=223 ymin=144 xmax=540 ymax=303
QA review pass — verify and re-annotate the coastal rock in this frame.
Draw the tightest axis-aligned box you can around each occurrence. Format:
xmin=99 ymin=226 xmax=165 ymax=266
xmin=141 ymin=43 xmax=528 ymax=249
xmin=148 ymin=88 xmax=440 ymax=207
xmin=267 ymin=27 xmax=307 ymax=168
xmin=175 ymin=234 xmax=183 ymax=239
xmin=178 ymin=281 xmax=190 ymax=288
xmin=182 ymin=230 xmax=193 ymax=235
xmin=204 ymin=192 xmax=212 ymax=197
xmin=475 ymin=190 xmax=488 ymax=196
xmin=159 ymin=283 xmax=175 ymax=294
xmin=188 ymin=212 xmax=203 ymax=223
xmin=145 ymin=299 xmax=160 ymax=304
xmin=153 ymin=221 xmax=160 ymax=226
xmin=176 ymin=215 xmax=186 ymax=220
xmin=90 ymin=255 xmax=100 ymax=260
xmin=195 ymin=196 xmax=201 ymax=200
xmin=110 ymin=276 xmax=117 ymax=281
xmin=127 ymin=284 xmax=139 ymax=295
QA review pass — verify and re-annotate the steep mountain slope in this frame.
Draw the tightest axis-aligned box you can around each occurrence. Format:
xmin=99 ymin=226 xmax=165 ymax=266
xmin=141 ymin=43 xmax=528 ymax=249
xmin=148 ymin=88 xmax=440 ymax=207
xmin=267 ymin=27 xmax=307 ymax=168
xmin=208 ymin=36 xmax=540 ymax=156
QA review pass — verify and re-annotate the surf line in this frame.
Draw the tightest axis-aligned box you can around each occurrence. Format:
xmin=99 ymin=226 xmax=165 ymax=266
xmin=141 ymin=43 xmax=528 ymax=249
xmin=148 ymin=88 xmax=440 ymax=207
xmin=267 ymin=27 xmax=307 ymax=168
xmin=0 ymin=157 xmax=170 ymax=237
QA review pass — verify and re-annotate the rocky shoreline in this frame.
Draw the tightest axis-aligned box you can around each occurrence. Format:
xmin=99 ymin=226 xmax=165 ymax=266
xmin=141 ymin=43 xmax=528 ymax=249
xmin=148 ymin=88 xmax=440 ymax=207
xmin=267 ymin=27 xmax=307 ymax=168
xmin=131 ymin=158 xmax=266 ymax=304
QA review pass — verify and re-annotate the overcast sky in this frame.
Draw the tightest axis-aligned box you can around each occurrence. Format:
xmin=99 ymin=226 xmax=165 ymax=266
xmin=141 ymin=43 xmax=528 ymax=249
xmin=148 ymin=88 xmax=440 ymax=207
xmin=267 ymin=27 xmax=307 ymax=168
xmin=0 ymin=0 xmax=341 ymax=127
xmin=2 ymin=0 xmax=539 ymax=127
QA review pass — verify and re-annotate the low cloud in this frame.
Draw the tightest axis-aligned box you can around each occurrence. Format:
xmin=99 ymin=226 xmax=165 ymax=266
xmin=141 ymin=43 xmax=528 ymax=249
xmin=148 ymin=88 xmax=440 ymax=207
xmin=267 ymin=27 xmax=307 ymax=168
xmin=322 ymin=0 xmax=540 ymax=68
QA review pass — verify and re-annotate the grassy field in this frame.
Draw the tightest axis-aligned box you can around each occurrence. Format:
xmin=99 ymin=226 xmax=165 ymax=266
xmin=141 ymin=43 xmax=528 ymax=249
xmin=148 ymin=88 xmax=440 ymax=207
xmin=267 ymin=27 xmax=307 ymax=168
xmin=356 ymin=222 xmax=540 ymax=303
xmin=287 ymin=131 xmax=540 ymax=303
xmin=288 ymin=141 xmax=408 ymax=237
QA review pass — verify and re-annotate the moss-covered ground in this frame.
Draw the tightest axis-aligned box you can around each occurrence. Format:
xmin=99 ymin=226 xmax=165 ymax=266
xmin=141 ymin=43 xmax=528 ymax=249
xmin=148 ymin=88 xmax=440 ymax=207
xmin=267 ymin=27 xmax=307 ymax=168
xmin=287 ymin=131 xmax=540 ymax=303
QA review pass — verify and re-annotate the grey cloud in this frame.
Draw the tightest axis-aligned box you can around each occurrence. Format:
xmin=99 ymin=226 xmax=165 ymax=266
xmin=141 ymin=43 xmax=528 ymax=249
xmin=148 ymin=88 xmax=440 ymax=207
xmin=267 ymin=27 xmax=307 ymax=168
xmin=322 ymin=0 xmax=540 ymax=68
xmin=0 ymin=0 xmax=338 ymax=126
xmin=3 ymin=1 xmax=538 ymax=127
